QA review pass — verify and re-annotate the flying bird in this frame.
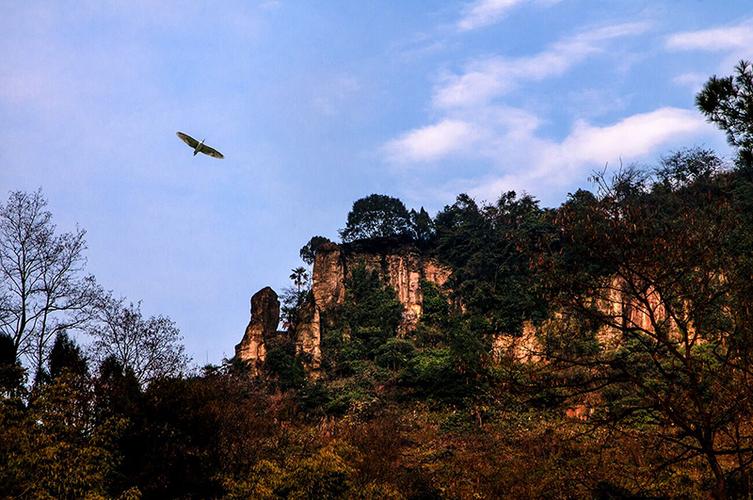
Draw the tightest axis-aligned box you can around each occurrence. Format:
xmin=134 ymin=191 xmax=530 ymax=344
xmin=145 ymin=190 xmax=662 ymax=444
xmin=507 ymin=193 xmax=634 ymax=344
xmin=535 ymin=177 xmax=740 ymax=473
xmin=176 ymin=131 xmax=224 ymax=159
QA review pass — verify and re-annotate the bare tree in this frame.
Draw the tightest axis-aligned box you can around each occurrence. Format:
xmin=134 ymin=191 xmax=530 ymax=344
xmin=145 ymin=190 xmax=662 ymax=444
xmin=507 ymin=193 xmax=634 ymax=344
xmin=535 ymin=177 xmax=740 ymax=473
xmin=89 ymin=296 xmax=189 ymax=386
xmin=0 ymin=190 xmax=100 ymax=379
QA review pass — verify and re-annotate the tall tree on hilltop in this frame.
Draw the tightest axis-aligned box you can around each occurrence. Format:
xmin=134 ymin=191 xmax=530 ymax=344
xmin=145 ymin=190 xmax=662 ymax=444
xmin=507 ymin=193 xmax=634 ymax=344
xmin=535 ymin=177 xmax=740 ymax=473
xmin=299 ymin=236 xmax=331 ymax=266
xmin=697 ymin=60 xmax=753 ymax=167
xmin=409 ymin=207 xmax=435 ymax=246
xmin=339 ymin=194 xmax=412 ymax=242
xmin=0 ymin=190 xmax=100 ymax=381
xmin=434 ymin=191 xmax=552 ymax=334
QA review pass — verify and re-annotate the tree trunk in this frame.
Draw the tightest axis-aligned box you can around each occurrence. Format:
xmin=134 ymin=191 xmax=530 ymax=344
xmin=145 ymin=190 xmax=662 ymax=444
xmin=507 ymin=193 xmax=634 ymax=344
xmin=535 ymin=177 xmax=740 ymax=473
xmin=705 ymin=449 xmax=727 ymax=500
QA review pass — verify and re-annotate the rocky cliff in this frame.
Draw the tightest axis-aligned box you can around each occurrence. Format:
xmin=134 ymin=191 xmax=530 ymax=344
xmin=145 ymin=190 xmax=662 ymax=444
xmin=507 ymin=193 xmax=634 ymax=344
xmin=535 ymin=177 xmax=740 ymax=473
xmin=234 ymin=287 xmax=281 ymax=374
xmin=312 ymin=241 xmax=451 ymax=333
xmin=236 ymin=242 xmax=451 ymax=376
xmin=236 ymin=244 xmax=664 ymax=376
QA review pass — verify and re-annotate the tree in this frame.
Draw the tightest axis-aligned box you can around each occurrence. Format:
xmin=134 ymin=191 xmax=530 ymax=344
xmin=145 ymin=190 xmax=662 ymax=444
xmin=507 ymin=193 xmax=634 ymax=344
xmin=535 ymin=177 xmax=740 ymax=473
xmin=48 ymin=331 xmax=89 ymax=380
xmin=409 ymin=207 xmax=435 ymax=245
xmin=300 ymin=236 xmax=331 ymax=266
xmin=0 ymin=333 xmax=24 ymax=395
xmin=434 ymin=191 xmax=551 ymax=334
xmin=697 ymin=60 xmax=753 ymax=167
xmin=0 ymin=189 xmax=100 ymax=381
xmin=289 ymin=266 xmax=309 ymax=293
xmin=543 ymin=150 xmax=753 ymax=498
xmin=339 ymin=194 xmax=412 ymax=242
xmin=89 ymin=297 xmax=189 ymax=386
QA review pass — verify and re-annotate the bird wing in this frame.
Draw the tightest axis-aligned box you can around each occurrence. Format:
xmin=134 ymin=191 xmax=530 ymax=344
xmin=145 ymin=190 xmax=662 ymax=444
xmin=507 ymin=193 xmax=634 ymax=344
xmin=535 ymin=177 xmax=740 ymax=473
xmin=199 ymin=144 xmax=224 ymax=159
xmin=176 ymin=131 xmax=199 ymax=148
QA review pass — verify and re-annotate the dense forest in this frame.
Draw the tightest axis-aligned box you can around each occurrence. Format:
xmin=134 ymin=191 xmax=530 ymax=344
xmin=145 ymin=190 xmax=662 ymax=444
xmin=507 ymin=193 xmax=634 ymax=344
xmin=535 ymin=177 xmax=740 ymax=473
xmin=2 ymin=62 xmax=753 ymax=499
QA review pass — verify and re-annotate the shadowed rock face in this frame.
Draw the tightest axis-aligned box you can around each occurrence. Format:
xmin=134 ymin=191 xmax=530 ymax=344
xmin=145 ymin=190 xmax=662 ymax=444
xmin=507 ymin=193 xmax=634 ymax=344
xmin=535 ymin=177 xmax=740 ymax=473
xmin=234 ymin=287 xmax=280 ymax=373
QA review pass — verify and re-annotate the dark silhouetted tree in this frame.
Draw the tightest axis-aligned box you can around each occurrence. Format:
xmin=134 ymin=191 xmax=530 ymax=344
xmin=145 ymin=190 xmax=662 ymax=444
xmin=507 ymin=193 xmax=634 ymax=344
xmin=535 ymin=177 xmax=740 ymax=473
xmin=409 ymin=207 xmax=435 ymax=245
xmin=48 ymin=331 xmax=88 ymax=379
xmin=300 ymin=236 xmax=331 ymax=266
xmin=697 ymin=60 xmax=753 ymax=167
xmin=339 ymin=194 xmax=412 ymax=242
xmin=0 ymin=332 xmax=24 ymax=395
xmin=289 ymin=266 xmax=309 ymax=293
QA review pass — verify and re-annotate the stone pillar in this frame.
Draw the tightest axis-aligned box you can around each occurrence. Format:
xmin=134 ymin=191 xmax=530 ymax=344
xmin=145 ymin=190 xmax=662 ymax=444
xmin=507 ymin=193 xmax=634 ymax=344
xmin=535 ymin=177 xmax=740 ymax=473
xmin=294 ymin=300 xmax=322 ymax=378
xmin=234 ymin=287 xmax=280 ymax=374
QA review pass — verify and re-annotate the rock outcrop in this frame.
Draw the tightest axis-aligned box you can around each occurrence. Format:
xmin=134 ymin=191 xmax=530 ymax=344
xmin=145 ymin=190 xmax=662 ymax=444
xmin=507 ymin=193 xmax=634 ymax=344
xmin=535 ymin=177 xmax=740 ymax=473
xmin=312 ymin=242 xmax=451 ymax=334
xmin=294 ymin=300 xmax=322 ymax=375
xmin=237 ymin=242 xmax=452 ymax=377
xmin=236 ymin=241 xmax=673 ymax=378
xmin=235 ymin=287 xmax=280 ymax=374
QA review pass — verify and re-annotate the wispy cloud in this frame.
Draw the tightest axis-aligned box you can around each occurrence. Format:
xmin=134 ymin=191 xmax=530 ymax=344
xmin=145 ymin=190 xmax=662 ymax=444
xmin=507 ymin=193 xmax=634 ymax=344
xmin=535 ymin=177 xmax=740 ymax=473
xmin=457 ymin=0 xmax=561 ymax=32
xmin=666 ymin=19 xmax=753 ymax=90
xmin=435 ymin=21 xmax=651 ymax=108
xmin=458 ymin=0 xmax=525 ymax=31
xmin=385 ymin=119 xmax=479 ymax=163
xmin=666 ymin=20 xmax=753 ymax=51
xmin=382 ymin=18 xmax=706 ymax=204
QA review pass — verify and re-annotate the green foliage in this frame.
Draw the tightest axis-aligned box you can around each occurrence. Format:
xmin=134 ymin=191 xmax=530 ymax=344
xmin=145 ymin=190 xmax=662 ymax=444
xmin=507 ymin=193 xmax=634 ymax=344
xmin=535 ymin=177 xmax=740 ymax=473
xmin=434 ymin=191 xmax=553 ymax=335
xmin=697 ymin=60 xmax=753 ymax=166
xmin=300 ymin=235 xmax=332 ymax=265
xmin=335 ymin=266 xmax=403 ymax=362
xmin=409 ymin=207 xmax=435 ymax=246
xmin=279 ymin=444 xmax=355 ymax=499
xmin=374 ymin=338 xmax=417 ymax=371
xmin=264 ymin=340 xmax=306 ymax=390
xmin=339 ymin=194 xmax=412 ymax=242
xmin=0 ymin=374 xmax=125 ymax=499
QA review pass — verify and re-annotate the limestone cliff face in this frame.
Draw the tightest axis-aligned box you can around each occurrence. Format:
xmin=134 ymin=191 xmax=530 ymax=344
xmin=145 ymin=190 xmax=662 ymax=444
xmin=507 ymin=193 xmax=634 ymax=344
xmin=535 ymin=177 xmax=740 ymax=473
xmin=312 ymin=242 xmax=451 ymax=334
xmin=311 ymin=242 xmax=346 ymax=311
xmin=235 ymin=287 xmax=280 ymax=373
xmin=236 ymin=242 xmax=449 ymax=377
xmin=491 ymin=278 xmax=672 ymax=363
xmin=237 ymin=245 xmax=669 ymax=377
xmin=294 ymin=300 xmax=321 ymax=375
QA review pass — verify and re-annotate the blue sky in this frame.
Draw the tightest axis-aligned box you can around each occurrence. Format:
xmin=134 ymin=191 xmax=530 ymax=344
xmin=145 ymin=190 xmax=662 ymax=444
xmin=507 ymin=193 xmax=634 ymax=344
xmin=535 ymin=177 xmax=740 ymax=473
xmin=1 ymin=0 xmax=751 ymax=365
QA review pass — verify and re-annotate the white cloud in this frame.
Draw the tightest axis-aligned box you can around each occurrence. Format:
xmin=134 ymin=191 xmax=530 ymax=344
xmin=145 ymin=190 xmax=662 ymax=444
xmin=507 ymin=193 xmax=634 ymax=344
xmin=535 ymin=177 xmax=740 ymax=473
xmin=384 ymin=119 xmax=479 ymax=163
xmin=666 ymin=21 xmax=753 ymax=51
xmin=458 ymin=0 xmax=525 ymax=31
xmin=435 ymin=22 xmax=650 ymax=108
xmin=558 ymin=108 xmax=704 ymax=168
xmin=665 ymin=20 xmax=753 ymax=87
xmin=457 ymin=0 xmax=561 ymax=32
xmin=467 ymin=107 xmax=709 ymax=202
